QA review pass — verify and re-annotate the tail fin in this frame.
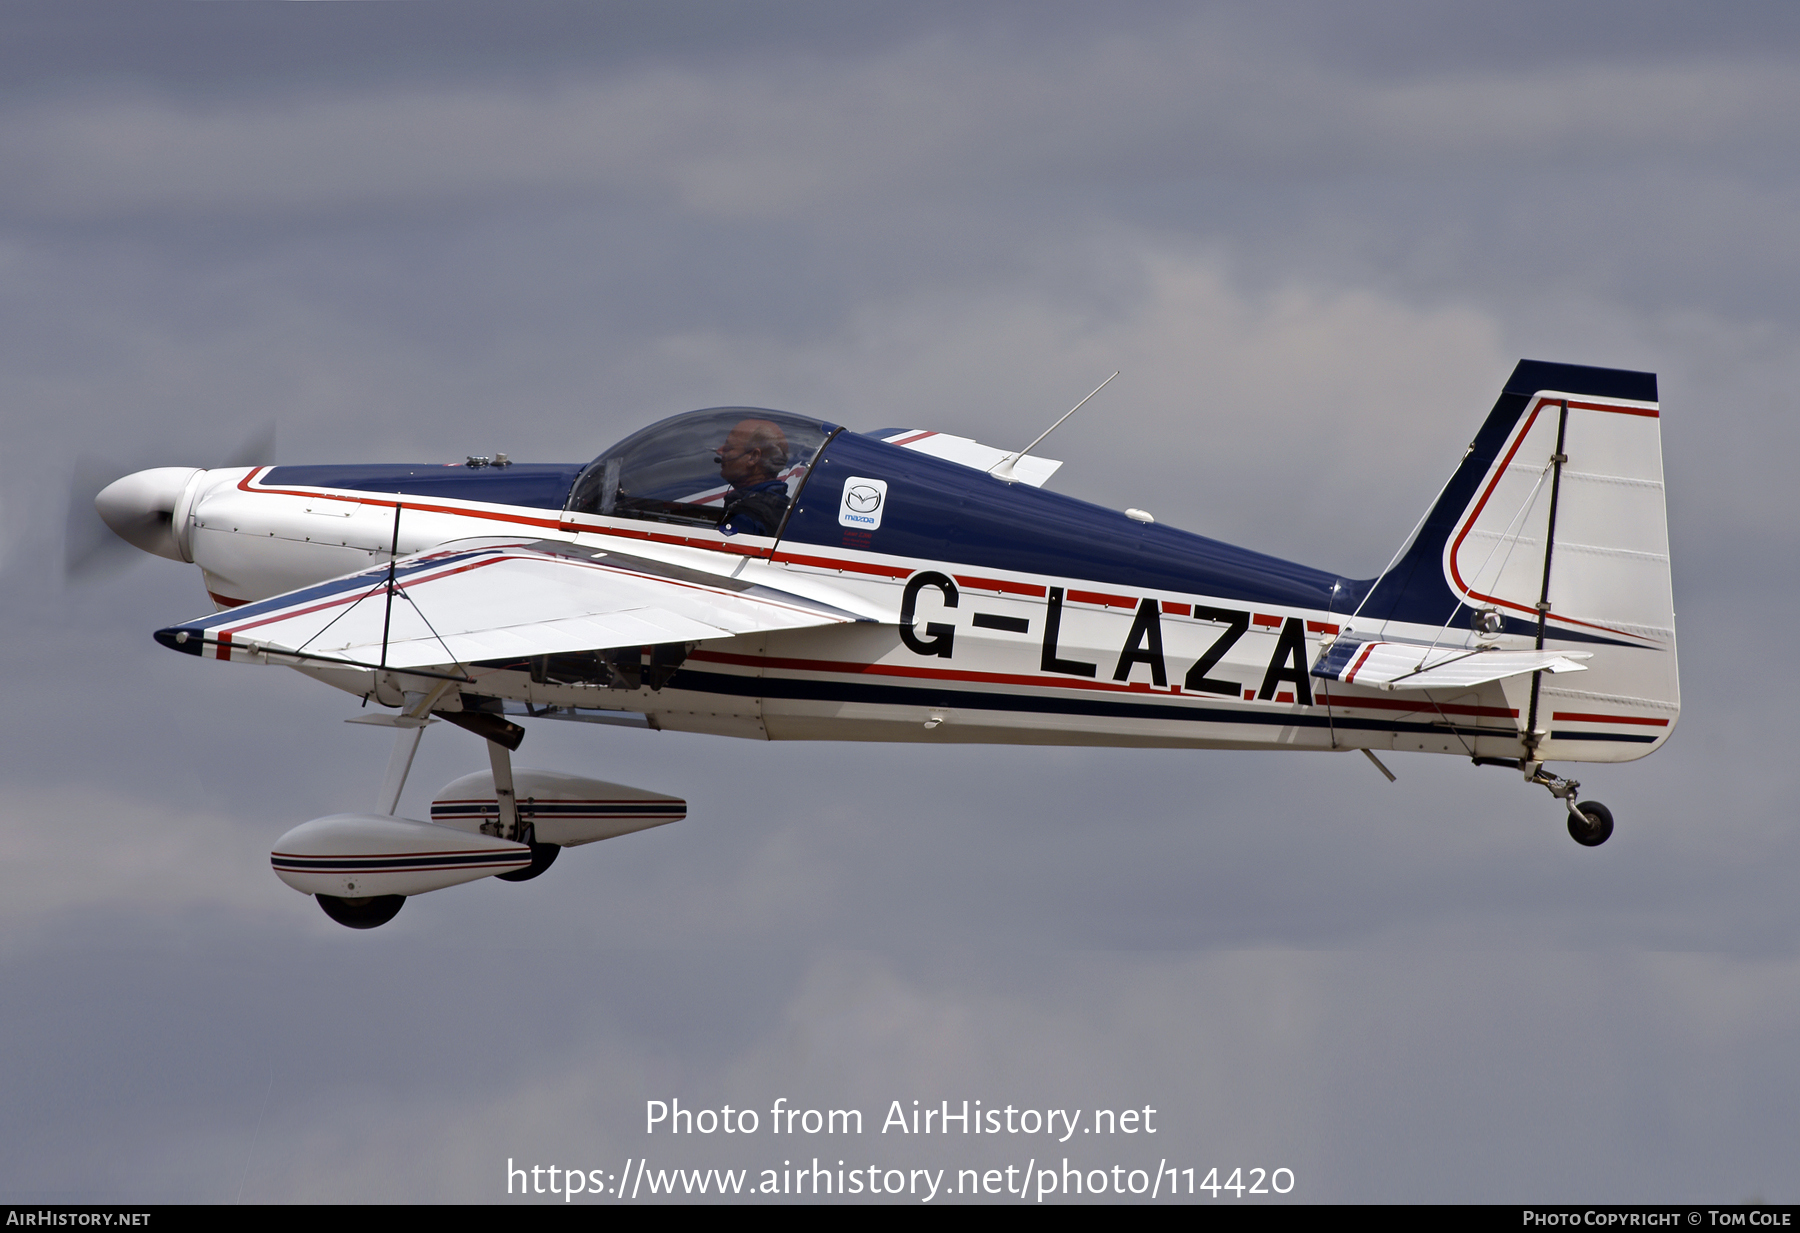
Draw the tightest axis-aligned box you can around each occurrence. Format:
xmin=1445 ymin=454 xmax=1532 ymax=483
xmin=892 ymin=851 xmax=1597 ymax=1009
xmin=1355 ymin=359 xmax=1678 ymax=761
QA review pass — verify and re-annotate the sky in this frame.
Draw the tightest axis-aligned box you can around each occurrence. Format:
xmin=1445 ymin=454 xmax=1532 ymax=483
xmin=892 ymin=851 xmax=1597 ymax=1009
xmin=2 ymin=1 xmax=1798 ymax=1205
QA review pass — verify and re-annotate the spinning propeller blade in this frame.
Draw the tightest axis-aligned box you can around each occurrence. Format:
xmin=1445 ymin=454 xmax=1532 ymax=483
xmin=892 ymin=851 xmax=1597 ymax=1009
xmin=61 ymin=424 xmax=277 ymax=583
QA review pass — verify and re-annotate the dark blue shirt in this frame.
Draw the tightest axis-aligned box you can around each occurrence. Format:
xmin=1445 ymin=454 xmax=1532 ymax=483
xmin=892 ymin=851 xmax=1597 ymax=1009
xmin=718 ymin=479 xmax=790 ymax=537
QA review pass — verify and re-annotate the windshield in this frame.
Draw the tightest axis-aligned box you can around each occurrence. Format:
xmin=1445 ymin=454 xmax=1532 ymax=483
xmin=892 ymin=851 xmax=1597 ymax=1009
xmin=567 ymin=408 xmax=836 ymax=536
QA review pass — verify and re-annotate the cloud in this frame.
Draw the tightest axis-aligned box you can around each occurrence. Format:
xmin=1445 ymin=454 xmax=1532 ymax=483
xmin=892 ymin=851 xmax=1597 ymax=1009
xmin=0 ymin=786 xmax=291 ymax=936
xmin=99 ymin=945 xmax=1800 ymax=1202
xmin=2 ymin=6 xmax=1796 ymax=1206
xmin=3 ymin=27 xmax=1797 ymax=222
xmin=639 ymin=240 xmax=1508 ymax=567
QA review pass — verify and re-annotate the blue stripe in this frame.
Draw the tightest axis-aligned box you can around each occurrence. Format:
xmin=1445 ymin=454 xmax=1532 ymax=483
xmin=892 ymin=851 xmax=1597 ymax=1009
xmin=671 ymin=669 xmax=1517 ymax=741
xmin=154 ymin=545 xmax=512 ymax=649
xmin=671 ymin=670 xmax=1661 ymax=745
xmin=271 ymin=852 xmax=528 ymax=871
xmin=1549 ymin=730 xmax=1659 ymax=744
xmin=261 ymin=463 xmax=585 ymax=511
xmin=1505 ymin=360 xmax=1655 ymax=403
xmin=431 ymin=804 xmax=683 ymax=817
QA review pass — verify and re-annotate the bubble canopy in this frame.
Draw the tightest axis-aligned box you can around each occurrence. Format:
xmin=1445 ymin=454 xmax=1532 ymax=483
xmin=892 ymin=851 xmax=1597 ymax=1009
xmin=566 ymin=408 xmax=838 ymax=535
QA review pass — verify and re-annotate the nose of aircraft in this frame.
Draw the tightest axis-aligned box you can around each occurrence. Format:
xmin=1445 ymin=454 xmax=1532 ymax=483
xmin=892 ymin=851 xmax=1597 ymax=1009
xmin=95 ymin=467 xmax=203 ymax=561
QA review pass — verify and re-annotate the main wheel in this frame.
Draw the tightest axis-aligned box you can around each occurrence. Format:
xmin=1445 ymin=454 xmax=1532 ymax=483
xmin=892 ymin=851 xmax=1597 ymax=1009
xmin=495 ymin=840 xmax=560 ymax=882
xmin=1567 ymin=801 xmax=1614 ymax=847
xmin=317 ymin=893 xmax=406 ymax=928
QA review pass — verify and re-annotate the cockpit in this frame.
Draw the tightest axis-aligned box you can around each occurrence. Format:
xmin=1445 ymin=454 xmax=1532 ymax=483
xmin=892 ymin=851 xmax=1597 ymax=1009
xmin=566 ymin=408 xmax=837 ymax=538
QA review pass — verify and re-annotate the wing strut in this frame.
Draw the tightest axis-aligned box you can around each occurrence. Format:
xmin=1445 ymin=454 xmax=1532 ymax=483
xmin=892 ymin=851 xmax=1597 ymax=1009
xmin=355 ymin=684 xmax=453 ymax=813
xmin=375 ymin=723 xmax=426 ymax=814
xmin=1523 ymin=401 xmax=1570 ymax=758
xmin=378 ymin=499 xmax=402 ymax=672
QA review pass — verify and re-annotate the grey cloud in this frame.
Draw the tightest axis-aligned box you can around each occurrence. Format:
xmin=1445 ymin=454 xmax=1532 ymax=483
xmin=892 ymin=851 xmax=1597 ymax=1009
xmin=2 ymin=2 xmax=1796 ymax=1205
xmin=6 ymin=31 xmax=1798 ymax=222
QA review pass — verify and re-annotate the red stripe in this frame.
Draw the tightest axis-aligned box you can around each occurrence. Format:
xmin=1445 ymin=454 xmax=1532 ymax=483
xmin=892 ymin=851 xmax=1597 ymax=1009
xmin=1567 ymin=397 xmax=1658 ymax=418
xmin=234 ymin=468 xmax=1299 ymax=608
xmin=1306 ymin=620 xmax=1339 ymax=634
xmin=886 ymin=430 xmax=936 ymax=446
xmin=433 ymin=797 xmax=678 ymax=805
xmin=1162 ymin=601 xmax=1192 ymax=616
xmin=1324 ymin=691 xmax=1516 ymax=720
xmin=1344 ymin=642 xmax=1378 ymax=684
xmin=272 ymin=847 xmax=528 ymax=859
xmin=687 ymin=648 xmax=1519 ymax=716
xmin=1446 ymin=398 xmax=1658 ymax=639
xmin=219 ymin=547 xmax=840 ymax=642
xmin=274 ymin=859 xmax=530 ymax=872
xmin=239 ymin=469 xmax=565 ymax=531
xmin=688 ymin=647 xmax=1315 ymax=703
xmin=1067 ymin=589 xmax=1135 ymax=609
xmin=955 ymin=575 xmax=1049 ymax=597
xmin=769 ymin=549 xmax=912 ymax=578
xmin=1252 ymin=613 xmax=1281 ymax=628
xmin=239 ymin=469 xmax=773 ymax=560
xmin=1550 ymin=710 xmax=1669 ymax=727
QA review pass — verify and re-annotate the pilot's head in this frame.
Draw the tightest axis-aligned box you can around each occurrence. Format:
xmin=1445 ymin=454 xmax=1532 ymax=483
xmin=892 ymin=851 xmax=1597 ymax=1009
xmin=716 ymin=418 xmax=789 ymax=489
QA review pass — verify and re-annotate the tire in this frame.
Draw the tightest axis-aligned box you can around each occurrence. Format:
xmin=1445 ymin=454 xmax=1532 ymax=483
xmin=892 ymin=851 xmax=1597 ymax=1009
xmin=495 ymin=840 xmax=560 ymax=882
xmin=317 ymin=893 xmax=406 ymax=928
xmin=1567 ymin=801 xmax=1614 ymax=847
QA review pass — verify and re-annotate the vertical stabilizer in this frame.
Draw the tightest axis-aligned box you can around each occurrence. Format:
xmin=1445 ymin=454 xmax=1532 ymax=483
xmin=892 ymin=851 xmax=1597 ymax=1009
xmin=1355 ymin=360 xmax=1678 ymax=761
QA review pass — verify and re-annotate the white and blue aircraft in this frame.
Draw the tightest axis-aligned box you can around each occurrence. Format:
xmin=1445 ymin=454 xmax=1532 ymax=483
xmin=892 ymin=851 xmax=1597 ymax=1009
xmin=95 ymin=359 xmax=1677 ymax=927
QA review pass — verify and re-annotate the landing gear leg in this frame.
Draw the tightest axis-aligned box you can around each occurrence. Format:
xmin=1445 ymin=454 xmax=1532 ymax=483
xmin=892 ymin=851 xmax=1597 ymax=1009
xmin=485 ymin=737 xmax=523 ymax=842
xmin=482 ymin=734 xmax=560 ymax=882
xmin=1523 ymin=762 xmax=1613 ymax=847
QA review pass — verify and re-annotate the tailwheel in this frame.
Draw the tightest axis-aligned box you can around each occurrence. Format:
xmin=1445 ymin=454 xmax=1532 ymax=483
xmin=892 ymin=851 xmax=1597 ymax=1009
xmin=317 ymin=893 xmax=406 ymax=929
xmin=1520 ymin=763 xmax=1614 ymax=849
xmin=495 ymin=840 xmax=560 ymax=882
xmin=1567 ymin=801 xmax=1614 ymax=848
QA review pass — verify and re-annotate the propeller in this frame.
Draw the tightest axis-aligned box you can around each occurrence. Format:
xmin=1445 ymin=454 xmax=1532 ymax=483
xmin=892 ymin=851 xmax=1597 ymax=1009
xmin=62 ymin=424 xmax=277 ymax=583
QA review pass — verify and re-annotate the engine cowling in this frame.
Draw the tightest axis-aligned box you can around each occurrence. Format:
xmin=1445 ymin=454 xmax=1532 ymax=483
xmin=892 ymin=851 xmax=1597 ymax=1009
xmin=430 ymin=769 xmax=686 ymax=846
xmin=270 ymin=813 xmax=532 ymax=898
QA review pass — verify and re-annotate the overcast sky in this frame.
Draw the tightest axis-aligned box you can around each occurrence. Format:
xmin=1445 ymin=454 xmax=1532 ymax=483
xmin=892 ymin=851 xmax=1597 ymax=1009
xmin=3 ymin=1 xmax=1797 ymax=1204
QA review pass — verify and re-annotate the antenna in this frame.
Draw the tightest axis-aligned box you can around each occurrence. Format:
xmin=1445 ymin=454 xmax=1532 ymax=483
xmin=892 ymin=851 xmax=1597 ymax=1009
xmin=989 ymin=371 xmax=1118 ymax=483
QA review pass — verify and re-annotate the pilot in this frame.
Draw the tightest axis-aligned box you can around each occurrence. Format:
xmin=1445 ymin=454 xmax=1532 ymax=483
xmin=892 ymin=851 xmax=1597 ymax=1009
xmin=715 ymin=418 xmax=792 ymax=537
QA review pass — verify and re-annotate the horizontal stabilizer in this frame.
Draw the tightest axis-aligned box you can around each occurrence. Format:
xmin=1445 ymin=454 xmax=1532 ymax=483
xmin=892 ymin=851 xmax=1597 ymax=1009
xmin=156 ymin=538 xmax=868 ymax=672
xmin=877 ymin=430 xmax=1063 ymax=487
xmin=1312 ymin=638 xmax=1589 ymax=692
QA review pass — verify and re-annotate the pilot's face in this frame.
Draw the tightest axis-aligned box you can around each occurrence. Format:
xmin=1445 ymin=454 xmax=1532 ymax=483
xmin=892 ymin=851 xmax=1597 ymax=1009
xmin=715 ymin=425 xmax=760 ymax=488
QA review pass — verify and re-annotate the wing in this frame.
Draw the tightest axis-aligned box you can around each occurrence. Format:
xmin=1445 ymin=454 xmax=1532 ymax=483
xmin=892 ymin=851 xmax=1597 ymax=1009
xmin=1312 ymin=638 xmax=1590 ymax=692
xmin=155 ymin=538 xmax=873 ymax=671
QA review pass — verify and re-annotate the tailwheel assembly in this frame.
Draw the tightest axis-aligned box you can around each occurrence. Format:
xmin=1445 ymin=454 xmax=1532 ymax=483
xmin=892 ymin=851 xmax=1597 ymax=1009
xmin=1471 ymin=757 xmax=1618 ymax=847
xmin=1526 ymin=762 xmax=1613 ymax=847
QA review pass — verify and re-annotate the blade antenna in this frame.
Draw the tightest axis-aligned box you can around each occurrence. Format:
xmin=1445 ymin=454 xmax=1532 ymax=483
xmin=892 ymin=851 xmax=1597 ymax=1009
xmin=989 ymin=371 xmax=1118 ymax=483
xmin=378 ymin=499 xmax=402 ymax=672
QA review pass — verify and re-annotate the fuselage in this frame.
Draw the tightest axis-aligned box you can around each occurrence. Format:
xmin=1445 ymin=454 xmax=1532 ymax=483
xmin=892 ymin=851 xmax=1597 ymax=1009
xmin=132 ymin=412 xmax=1673 ymax=764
